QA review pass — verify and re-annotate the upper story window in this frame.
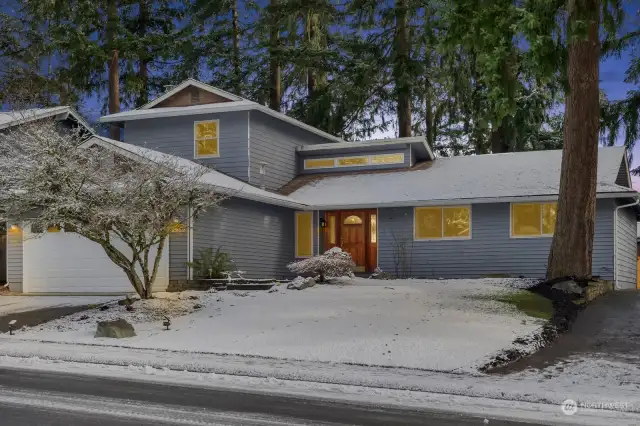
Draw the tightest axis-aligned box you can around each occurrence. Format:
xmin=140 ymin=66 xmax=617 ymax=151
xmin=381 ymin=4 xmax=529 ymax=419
xmin=303 ymin=152 xmax=405 ymax=170
xmin=194 ymin=120 xmax=220 ymax=158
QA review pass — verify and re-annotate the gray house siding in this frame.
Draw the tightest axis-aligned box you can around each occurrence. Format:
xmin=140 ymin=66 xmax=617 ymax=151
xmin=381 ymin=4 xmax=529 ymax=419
xmin=6 ymin=224 xmax=23 ymax=292
xmin=299 ymin=147 xmax=411 ymax=175
xmin=193 ymin=198 xmax=295 ymax=279
xmin=615 ymin=202 xmax=637 ymax=289
xmin=249 ymin=111 xmax=333 ymax=191
xmin=168 ymin=232 xmax=188 ymax=281
xmin=377 ymin=200 xmax=615 ymax=279
xmin=123 ymin=111 xmax=250 ymax=182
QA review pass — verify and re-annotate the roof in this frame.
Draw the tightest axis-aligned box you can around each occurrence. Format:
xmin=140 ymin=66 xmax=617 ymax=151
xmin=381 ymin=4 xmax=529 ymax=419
xmin=288 ymin=147 xmax=638 ymax=209
xmin=99 ymin=79 xmax=345 ymax=144
xmin=0 ymin=106 xmax=94 ymax=133
xmin=297 ymin=136 xmax=435 ymax=161
xmin=84 ymin=136 xmax=308 ymax=210
xmin=138 ymin=78 xmax=244 ymax=109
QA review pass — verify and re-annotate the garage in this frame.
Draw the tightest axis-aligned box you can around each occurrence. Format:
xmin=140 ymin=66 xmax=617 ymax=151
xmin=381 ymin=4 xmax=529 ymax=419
xmin=21 ymin=227 xmax=168 ymax=294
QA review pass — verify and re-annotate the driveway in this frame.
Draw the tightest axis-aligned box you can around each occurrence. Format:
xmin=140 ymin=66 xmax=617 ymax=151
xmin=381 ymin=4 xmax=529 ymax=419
xmin=496 ymin=290 xmax=640 ymax=373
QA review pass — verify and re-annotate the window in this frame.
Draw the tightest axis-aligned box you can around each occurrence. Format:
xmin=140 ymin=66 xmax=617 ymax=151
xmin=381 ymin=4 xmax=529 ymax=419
xmin=371 ymin=153 xmax=404 ymax=165
xmin=47 ymin=225 xmax=61 ymax=233
xmin=370 ymin=214 xmax=377 ymax=243
xmin=295 ymin=212 xmax=313 ymax=257
xmin=305 ymin=158 xmax=335 ymax=169
xmin=194 ymin=120 xmax=219 ymax=158
xmin=328 ymin=215 xmax=336 ymax=245
xmin=168 ymin=219 xmax=187 ymax=233
xmin=511 ymin=202 xmax=557 ymax=237
xmin=337 ymin=156 xmax=369 ymax=167
xmin=343 ymin=215 xmax=363 ymax=225
xmin=414 ymin=206 xmax=471 ymax=240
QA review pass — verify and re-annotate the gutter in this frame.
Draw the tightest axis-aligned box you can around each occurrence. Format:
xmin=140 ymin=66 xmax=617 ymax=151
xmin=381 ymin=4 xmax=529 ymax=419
xmin=613 ymin=198 xmax=640 ymax=289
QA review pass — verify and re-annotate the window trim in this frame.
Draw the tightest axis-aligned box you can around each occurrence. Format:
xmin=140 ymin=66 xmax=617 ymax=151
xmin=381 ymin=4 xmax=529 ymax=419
xmin=295 ymin=211 xmax=314 ymax=258
xmin=303 ymin=152 xmax=405 ymax=170
xmin=509 ymin=202 xmax=557 ymax=239
xmin=194 ymin=119 xmax=220 ymax=159
xmin=413 ymin=205 xmax=472 ymax=241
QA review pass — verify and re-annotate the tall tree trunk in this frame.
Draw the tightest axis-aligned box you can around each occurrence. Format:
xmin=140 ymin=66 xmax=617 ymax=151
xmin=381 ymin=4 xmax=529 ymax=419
xmin=268 ymin=0 xmax=281 ymax=112
xmin=107 ymin=0 xmax=120 ymax=140
xmin=136 ymin=0 xmax=149 ymax=108
xmin=232 ymin=0 xmax=241 ymax=95
xmin=546 ymin=0 xmax=600 ymax=280
xmin=306 ymin=11 xmax=318 ymax=98
xmin=394 ymin=0 xmax=411 ymax=137
xmin=490 ymin=120 xmax=508 ymax=153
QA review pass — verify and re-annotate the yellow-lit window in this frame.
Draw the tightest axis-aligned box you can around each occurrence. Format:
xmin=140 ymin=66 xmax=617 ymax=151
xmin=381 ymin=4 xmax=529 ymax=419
xmin=415 ymin=207 xmax=443 ymax=239
xmin=168 ymin=219 xmax=187 ymax=233
xmin=328 ymin=215 xmax=336 ymax=245
xmin=371 ymin=153 xmax=405 ymax=165
xmin=443 ymin=207 xmax=470 ymax=238
xmin=337 ymin=156 xmax=369 ymax=167
xmin=511 ymin=202 xmax=557 ymax=237
xmin=295 ymin=212 xmax=313 ymax=257
xmin=415 ymin=206 xmax=471 ymax=240
xmin=47 ymin=225 xmax=61 ymax=233
xmin=305 ymin=158 xmax=335 ymax=169
xmin=194 ymin=120 xmax=219 ymax=157
xmin=370 ymin=214 xmax=377 ymax=243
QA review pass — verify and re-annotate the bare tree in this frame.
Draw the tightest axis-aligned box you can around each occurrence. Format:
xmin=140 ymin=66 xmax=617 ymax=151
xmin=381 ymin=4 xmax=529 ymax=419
xmin=0 ymin=119 xmax=225 ymax=298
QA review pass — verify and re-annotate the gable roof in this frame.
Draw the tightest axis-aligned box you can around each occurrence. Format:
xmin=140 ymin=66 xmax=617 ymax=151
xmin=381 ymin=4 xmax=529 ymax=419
xmin=138 ymin=78 xmax=244 ymax=109
xmin=287 ymin=147 xmax=638 ymax=209
xmin=84 ymin=136 xmax=308 ymax=210
xmin=0 ymin=106 xmax=94 ymax=133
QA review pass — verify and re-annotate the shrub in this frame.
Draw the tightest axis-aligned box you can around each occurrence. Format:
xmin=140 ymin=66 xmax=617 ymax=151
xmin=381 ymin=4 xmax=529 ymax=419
xmin=287 ymin=247 xmax=356 ymax=282
xmin=187 ymin=247 xmax=232 ymax=279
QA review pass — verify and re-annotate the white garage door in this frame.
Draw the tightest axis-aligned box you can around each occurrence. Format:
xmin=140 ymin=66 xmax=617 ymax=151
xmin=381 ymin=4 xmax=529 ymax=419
xmin=23 ymin=229 xmax=168 ymax=294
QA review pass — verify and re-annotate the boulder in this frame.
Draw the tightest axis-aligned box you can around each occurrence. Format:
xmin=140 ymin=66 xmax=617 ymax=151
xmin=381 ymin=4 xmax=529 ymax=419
xmin=95 ymin=318 xmax=136 ymax=338
xmin=552 ymin=280 xmax=584 ymax=296
xmin=287 ymin=276 xmax=316 ymax=290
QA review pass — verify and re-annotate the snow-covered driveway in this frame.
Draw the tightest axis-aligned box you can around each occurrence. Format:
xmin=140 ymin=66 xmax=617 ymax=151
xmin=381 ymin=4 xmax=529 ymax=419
xmin=13 ymin=278 xmax=541 ymax=372
xmin=0 ymin=296 xmax=118 ymax=316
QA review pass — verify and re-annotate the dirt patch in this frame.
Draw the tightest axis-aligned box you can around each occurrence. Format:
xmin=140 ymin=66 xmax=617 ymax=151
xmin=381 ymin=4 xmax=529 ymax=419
xmin=0 ymin=305 xmax=93 ymax=333
xmin=479 ymin=280 xmax=585 ymax=373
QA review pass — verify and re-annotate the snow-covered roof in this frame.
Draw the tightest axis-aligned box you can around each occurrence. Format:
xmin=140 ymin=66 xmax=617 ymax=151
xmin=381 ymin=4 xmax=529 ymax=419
xmin=0 ymin=106 xmax=94 ymax=133
xmin=84 ymin=136 xmax=308 ymax=210
xmin=288 ymin=147 xmax=637 ymax=209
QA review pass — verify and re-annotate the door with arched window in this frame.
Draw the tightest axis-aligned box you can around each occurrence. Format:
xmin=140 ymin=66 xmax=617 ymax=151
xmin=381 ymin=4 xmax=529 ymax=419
xmin=323 ymin=210 xmax=377 ymax=272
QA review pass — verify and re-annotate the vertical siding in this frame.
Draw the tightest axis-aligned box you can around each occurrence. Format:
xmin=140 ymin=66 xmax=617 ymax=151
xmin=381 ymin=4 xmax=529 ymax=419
xmin=6 ymin=224 xmax=23 ymax=292
xmin=168 ymin=231 xmax=188 ymax=280
xmin=123 ymin=111 xmax=250 ymax=182
xmin=615 ymin=202 xmax=637 ymax=289
xmin=193 ymin=198 xmax=295 ymax=279
xmin=299 ymin=147 xmax=411 ymax=175
xmin=378 ymin=201 xmax=614 ymax=279
xmin=249 ymin=111 xmax=333 ymax=191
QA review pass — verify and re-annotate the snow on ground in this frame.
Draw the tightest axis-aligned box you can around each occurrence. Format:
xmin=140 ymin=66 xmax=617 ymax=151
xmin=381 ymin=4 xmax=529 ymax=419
xmin=0 ymin=296 xmax=119 ymax=316
xmin=11 ymin=278 xmax=540 ymax=371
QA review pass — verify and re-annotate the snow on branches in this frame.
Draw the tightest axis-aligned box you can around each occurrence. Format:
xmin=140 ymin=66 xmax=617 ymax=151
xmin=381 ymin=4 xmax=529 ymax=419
xmin=287 ymin=247 xmax=356 ymax=282
xmin=0 ymin=117 xmax=226 ymax=298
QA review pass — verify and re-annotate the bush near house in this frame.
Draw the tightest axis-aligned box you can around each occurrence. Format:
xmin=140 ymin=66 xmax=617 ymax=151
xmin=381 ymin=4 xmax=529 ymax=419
xmin=288 ymin=247 xmax=356 ymax=282
xmin=187 ymin=247 xmax=232 ymax=279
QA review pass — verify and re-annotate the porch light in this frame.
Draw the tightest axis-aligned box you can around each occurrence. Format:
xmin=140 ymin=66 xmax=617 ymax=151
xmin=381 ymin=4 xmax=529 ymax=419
xmin=319 ymin=218 xmax=327 ymax=228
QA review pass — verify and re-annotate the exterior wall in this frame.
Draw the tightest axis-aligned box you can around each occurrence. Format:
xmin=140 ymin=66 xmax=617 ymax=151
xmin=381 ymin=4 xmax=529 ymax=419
xmin=377 ymin=200 xmax=615 ymax=279
xmin=299 ymin=146 xmax=411 ymax=175
xmin=6 ymin=224 xmax=23 ymax=292
xmin=249 ymin=111 xmax=333 ymax=191
xmin=169 ymin=231 xmax=188 ymax=281
xmin=123 ymin=111 xmax=250 ymax=182
xmin=615 ymin=158 xmax=631 ymax=187
xmin=615 ymin=202 xmax=637 ymax=289
xmin=193 ymin=198 xmax=295 ymax=279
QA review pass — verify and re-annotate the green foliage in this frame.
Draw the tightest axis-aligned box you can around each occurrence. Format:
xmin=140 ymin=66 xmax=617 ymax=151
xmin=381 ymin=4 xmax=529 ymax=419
xmin=496 ymin=290 xmax=554 ymax=321
xmin=186 ymin=247 xmax=232 ymax=279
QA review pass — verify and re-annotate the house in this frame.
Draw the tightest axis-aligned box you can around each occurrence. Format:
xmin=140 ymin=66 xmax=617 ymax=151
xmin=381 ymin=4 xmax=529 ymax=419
xmin=3 ymin=79 xmax=639 ymax=293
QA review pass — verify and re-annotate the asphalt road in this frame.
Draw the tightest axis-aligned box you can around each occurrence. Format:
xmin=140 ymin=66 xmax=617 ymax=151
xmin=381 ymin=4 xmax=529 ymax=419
xmin=0 ymin=367 xmax=546 ymax=425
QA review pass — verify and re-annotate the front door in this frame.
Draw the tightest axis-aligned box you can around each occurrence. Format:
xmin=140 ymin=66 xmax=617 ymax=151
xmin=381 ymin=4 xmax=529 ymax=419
xmin=340 ymin=211 xmax=366 ymax=272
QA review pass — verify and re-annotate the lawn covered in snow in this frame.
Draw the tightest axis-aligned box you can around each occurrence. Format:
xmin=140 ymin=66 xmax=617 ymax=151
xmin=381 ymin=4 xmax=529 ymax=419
xmin=13 ymin=278 xmax=542 ymax=372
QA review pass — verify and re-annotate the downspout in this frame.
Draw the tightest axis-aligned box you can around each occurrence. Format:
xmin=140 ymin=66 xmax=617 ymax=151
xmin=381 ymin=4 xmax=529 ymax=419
xmin=613 ymin=198 xmax=639 ymax=289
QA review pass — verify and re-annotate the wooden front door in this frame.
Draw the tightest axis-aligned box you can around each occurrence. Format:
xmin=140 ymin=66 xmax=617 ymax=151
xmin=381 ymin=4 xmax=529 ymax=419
xmin=340 ymin=211 xmax=366 ymax=271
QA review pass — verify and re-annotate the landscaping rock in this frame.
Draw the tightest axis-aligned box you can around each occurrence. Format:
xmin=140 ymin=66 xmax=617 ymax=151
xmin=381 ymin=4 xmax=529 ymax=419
xmin=287 ymin=276 xmax=316 ymax=290
xmin=94 ymin=318 xmax=136 ymax=338
xmin=552 ymin=280 xmax=584 ymax=296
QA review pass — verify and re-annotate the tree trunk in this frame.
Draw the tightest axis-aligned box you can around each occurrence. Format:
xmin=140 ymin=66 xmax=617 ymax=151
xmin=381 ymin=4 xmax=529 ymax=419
xmin=546 ymin=0 xmax=600 ymax=280
xmin=268 ymin=0 xmax=281 ymax=112
xmin=490 ymin=121 xmax=508 ymax=153
xmin=306 ymin=11 xmax=318 ymax=98
xmin=394 ymin=0 xmax=411 ymax=138
xmin=107 ymin=0 xmax=120 ymax=140
xmin=136 ymin=0 xmax=149 ymax=108
xmin=232 ymin=0 xmax=241 ymax=95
